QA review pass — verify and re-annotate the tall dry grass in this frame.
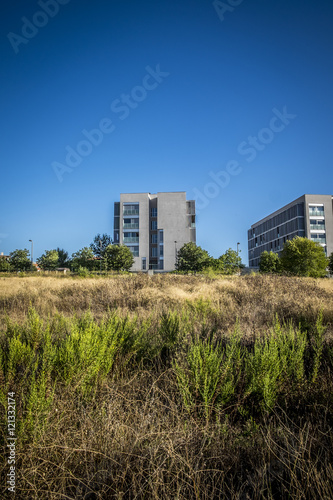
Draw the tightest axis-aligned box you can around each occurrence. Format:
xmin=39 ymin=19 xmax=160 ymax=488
xmin=1 ymin=274 xmax=333 ymax=335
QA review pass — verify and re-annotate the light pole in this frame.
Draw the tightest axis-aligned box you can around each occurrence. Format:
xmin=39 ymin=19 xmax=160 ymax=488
xmin=29 ymin=239 xmax=33 ymax=271
xmin=174 ymin=241 xmax=177 ymax=266
xmin=237 ymin=242 xmax=240 ymax=255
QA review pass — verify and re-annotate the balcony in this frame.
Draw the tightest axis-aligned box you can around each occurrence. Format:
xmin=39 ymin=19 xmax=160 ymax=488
xmin=123 ymin=223 xmax=139 ymax=229
xmin=308 ymin=211 xmax=324 ymax=217
xmin=311 ymin=237 xmax=326 ymax=244
xmin=123 ymin=209 xmax=139 ymax=216
xmin=310 ymin=224 xmax=325 ymax=231
xmin=123 ymin=237 xmax=139 ymax=243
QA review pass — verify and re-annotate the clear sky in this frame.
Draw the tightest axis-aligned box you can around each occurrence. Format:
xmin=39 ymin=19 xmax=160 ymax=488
xmin=1 ymin=0 xmax=332 ymax=264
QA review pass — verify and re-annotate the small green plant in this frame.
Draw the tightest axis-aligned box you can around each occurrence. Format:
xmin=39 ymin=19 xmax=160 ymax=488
xmin=174 ymin=326 xmax=244 ymax=421
xmin=159 ymin=311 xmax=180 ymax=362
xmin=77 ymin=266 xmax=90 ymax=277
xmin=245 ymin=318 xmax=307 ymax=411
xmin=311 ymin=310 xmax=326 ymax=384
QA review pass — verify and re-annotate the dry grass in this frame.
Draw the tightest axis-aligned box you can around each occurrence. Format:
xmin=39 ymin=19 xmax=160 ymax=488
xmin=1 ymin=274 xmax=332 ymax=335
xmin=1 ymin=274 xmax=333 ymax=499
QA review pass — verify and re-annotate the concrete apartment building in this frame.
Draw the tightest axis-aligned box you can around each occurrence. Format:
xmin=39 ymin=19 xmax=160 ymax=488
xmin=248 ymin=194 xmax=333 ymax=267
xmin=114 ymin=192 xmax=196 ymax=271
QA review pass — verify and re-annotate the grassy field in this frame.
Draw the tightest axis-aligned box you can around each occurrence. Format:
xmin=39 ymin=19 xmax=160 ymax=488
xmin=0 ymin=274 xmax=333 ymax=499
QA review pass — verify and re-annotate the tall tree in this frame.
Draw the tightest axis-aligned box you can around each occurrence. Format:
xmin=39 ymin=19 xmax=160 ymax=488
xmin=176 ymin=242 xmax=212 ymax=272
xmin=37 ymin=250 xmax=59 ymax=270
xmin=90 ymin=234 xmax=113 ymax=258
xmin=216 ymin=248 xmax=243 ymax=274
xmin=280 ymin=237 xmax=328 ymax=277
xmin=71 ymin=247 xmax=96 ymax=271
xmin=56 ymin=248 xmax=69 ymax=267
xmin=9 ymin=249 xmax=31 ymax=271
xmin=104 ymin=244 xmax=134 ymax=271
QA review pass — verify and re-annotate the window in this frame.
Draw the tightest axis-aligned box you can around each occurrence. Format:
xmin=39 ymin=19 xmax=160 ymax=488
xmin=159 ymin=246 xmax=163 ymax=257
xmin=123 ymin=204 xmax=139 ymax=215
xmin=142 ymin=258 xmax=146 ymax=270
xmin=123 ymin=232 xmax=139 ymax=243
xmin=159 ymin=230 xmax=164 ymax=243
xmin=123 ymin=232 xmax=139 ymax=238
xmin=151 ymin=234 xmax=157 ymax=244
xmin=151 ymin=247 xmax=157 ymax=257
xmin=311 ymin=234 xmax=326 ymax=243
xmin=308 ymin=205 xmax=324 ymax=217
xmin=150 ymin=208 xmax=157 ymax=217
xmin=123 ymin=218 xmax=139 ymax=229
xmin=151 ymin=220 xmax=157 ymax=230
xmin=127 ymin=246 xmax=139 ymax=257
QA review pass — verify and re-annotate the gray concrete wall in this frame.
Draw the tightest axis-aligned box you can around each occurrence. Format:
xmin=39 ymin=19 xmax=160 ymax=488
xmin=157 ymin=192 xmax=191 ymax=271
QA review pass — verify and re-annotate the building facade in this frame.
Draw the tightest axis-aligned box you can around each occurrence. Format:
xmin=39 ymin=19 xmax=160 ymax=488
xmin=114 ymin=192 xmax=196 ymax=271
xmin=248 ymin=194 xmax=333 ymax=267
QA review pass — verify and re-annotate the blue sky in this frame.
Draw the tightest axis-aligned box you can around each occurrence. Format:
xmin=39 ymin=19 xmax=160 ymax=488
xmin=1 ymin=0 xmax=332 ymax=264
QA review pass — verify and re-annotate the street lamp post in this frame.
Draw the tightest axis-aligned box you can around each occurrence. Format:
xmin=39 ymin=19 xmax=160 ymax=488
xmin=174 ymin=241 xmax=177 ymax=266
xmin=29 ymin=239 xmax=33 ymax=271
xmin=237 ymin=242 xmax=240 ymax=255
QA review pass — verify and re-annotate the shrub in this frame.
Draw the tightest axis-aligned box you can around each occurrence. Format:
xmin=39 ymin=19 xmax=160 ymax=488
xmin=9 ymin=248 xmax=31 ymax=272
xmin=37 ymin=249 xmax=59 ymax=270
xmin=215 ymin=248 xmax=243 ymax=274
xmin=0 ymin=257 xmax=10 ymax=272
xmin=176 ymin=242 xmax=212 ymax=273
xmin=173 ymin=327 xmax=244 ymax=421
xmin=280 ymin=236 xmax=328 ymax=277
xmin=259 ymin=250 xmax=281 ymax=274
xmin=77 ymin=266 xmax=90 ymax=277
xmin=104 ymin=244 xmax=134 ymax=271
xmin=328 ymin=252 xmax=333 ymax=275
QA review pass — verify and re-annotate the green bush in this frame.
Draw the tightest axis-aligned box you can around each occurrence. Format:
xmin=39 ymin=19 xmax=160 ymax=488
xmin=259 ymin=251 xmax=281 ymax=274
xmin=173 ymin=327 xmax=244 ymax=421
xmin=77 ymin=266 xmax=91 ymax=277
xmin=280 ymin=236 xmax=328 ymax=277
